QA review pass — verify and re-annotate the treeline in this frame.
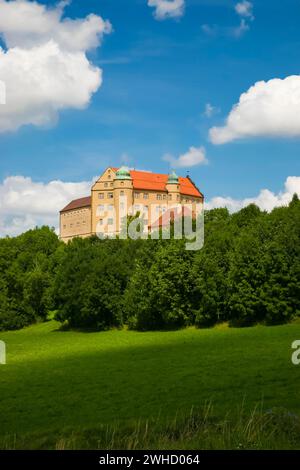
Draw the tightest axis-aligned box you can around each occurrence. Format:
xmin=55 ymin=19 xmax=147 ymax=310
xmin=0 ymin=196 xmax=300 ymax=331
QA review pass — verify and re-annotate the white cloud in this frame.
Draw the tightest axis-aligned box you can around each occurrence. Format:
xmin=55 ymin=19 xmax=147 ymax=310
xmin=202 ymin=1 xmax=254 ymax=38
xmin=206 ymin=177 xmax=300 ymax=213
xmin=0 ymin=175 xmax=91 ymax=236
xmin=232 ymin=18 xmax=249 ymax=37
xmin=148 ymin=0 xmax=185 ymax=20
xmin=235 ymin=1 xmax=254 ymax=20
xmin=0 ymin=41 xmax=102 ymax=132
xmin=163 ymin=146 xmax=208 ymax=168
xmin=233 ymin=1 xmax=254 ymax=37
xmin=0 ymin=79 xmax=5 ymax=104
xmin=0 ymin=0 xmax=111 ymax=51
xmin=203 ymin=103 xmax=219 ymax=118
xmin=210 ymin=75 xmax=300 ymax=144
xmin=0 ymin=0 xmax=111 ymax=132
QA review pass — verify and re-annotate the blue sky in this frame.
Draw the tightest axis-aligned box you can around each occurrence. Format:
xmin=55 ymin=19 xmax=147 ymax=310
xmin=0 ymin=0 xmax=300 ymax=234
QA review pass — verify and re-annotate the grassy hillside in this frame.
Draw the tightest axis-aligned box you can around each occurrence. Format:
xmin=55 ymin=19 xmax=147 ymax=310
xmin=0 ymin=321 xmax=300 ymax=449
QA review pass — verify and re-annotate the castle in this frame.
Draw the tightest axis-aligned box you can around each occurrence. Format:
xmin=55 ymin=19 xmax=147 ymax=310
xmin=59 ymin=167 xmax=204 ymax=242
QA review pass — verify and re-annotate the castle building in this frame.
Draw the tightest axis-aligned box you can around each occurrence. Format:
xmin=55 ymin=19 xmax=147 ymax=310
xmin=59 ymin=167 xmax=204 ymax=242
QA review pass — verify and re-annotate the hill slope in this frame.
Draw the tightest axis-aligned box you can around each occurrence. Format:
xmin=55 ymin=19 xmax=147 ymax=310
xmin=0 ymin=321 xmax=299 ymax=448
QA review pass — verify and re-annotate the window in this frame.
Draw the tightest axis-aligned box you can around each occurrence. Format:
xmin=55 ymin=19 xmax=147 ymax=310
xmin=98 ymin=193 xmax=104 ymax=199
xmin=108 ymin=204 xmax=113 ymax=212
xmin=163 ymin=194 xmax=167 ymax=200
xmin=99 ymin=219 xmax=103 ymax=225
xmin=120 ymin=202 xmax=125 ymax=210
xmin=134 ymin=205 xmax=140 ymax=212
xmin=98 ymin=204 xmax=104 ymax=214
xmin=121 ymin=181 xmax=124 ymax=186
xmin=104 ymin=182 xmax=108 ymax=188
xmin=134 ymin=192 xmax=140 ymax=198
xmin=108 ymin=192 xmax=113 ymax=199
xmin=108 ymin=218 xmax=113 ymax=225
xmin=177 ymin=195 xmax=180 ymax=201
xmin=63 ymin=225 xmax=66 ymax=229
xmin=143 ymin=193 xmax=149 ymax=200
xmin=120 ymin=190 xmax=125 ymax=196
xmin=108 ymin=174 xmax=111 ymax=180
xmin=168 ymin=194 xmax=172 ymax=200
xmin=157 ymin=194 xmax=162 ymax=200
xmin=110 ymin=182 xmax=113 ymax=187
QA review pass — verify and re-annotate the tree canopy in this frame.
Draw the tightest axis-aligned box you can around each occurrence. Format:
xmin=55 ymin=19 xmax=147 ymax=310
xmin=0 ymin=197 xmax=299 ymax=331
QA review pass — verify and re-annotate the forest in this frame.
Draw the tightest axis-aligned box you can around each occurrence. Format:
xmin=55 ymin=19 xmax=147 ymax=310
xmin=0 ymin=195 xmax=299 ymax=332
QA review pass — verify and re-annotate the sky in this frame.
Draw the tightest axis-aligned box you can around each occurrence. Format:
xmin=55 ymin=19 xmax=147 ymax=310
xmin=0 ymin=0 xmax=300 ymax=235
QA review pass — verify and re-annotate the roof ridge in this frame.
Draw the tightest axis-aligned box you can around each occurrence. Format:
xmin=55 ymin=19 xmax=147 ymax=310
xmin=60 ymin=195 xmax=91 ymax=213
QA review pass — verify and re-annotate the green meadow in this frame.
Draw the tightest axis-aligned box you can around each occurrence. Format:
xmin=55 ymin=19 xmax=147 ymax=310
xmin=0 ymin=320 xmax=300 ymax=449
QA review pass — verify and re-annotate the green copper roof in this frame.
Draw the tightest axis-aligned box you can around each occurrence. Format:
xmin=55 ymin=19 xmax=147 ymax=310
xmin=167 ymin=170 xmax=179 ymax=184
xmin=115 ymin=166 xmax=131 ymax=180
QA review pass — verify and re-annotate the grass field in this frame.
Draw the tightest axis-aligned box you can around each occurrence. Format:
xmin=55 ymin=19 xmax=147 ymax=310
xmin=0 ymin=320 xmax=300 ymax=449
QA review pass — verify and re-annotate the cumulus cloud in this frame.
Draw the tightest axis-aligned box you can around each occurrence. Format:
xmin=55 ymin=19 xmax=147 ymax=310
xmin=163 ymin=146 xmax=208 ymax=168
xmin=206 ymin=177 xmax=300 ymax=213
xmin=0 ymin=79 xmax=5 ymax=104
xmin=0 ymin=0 xmax=111 ymax=132
xmin=210 ymin=75 xmax=300 ymax=144
xmin=0 ymin=175 xmax=91 ymax=236
xmin=235 ymin=1 xmax=254 ymax=20
xmin=148 ymin=0 xmax=185 ymax=20
xmin=202 ymin=1 xmax=254 ymax=39
xmin=232 ymin=1 xmax=254 ymax=37
xmin=0 ymin=0 xmax=111 ymax=51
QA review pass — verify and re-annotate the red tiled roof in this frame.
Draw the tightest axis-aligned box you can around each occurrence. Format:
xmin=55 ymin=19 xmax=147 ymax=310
xmin=129 ymin=170 xmax=203 ymax=198
xmin=61 ymin=170 xmax=203 ymax=212
xmin=60 ymin=196 xmax=91 ymax=213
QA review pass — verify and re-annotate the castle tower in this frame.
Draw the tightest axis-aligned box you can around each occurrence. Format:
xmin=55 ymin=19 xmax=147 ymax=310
xmin=166 ymin=170 xmax=180 ymax=204
xmin=113 ymin=166 xmax=133 ymax=234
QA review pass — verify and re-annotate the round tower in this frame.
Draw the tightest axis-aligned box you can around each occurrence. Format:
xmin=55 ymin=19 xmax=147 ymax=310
xmin=166 ymin=170 xmax=180 ymax=203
